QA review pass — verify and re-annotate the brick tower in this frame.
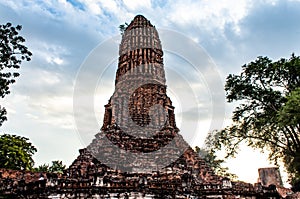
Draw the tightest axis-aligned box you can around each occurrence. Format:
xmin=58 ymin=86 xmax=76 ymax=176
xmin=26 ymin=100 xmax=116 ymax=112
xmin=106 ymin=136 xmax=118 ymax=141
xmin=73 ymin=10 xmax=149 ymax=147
xmin=84 ymin=15 xmax=192 ymax=172
xmin=68 ymin=14 xmax=220 ymax=189
xmin=101 ymin=15 xmax=178 ymax=152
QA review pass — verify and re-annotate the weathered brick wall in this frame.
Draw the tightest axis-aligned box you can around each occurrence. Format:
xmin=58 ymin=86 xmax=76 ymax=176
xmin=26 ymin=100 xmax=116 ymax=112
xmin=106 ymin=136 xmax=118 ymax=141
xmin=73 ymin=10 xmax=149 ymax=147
xmin=258 ymin=167 xmax=283 ymax=187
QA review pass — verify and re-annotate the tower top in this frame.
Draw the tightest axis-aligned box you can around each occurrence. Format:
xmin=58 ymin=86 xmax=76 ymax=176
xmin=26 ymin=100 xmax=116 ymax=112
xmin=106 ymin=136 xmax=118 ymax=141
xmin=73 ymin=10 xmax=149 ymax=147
xmin=126 ymin=15 xmax=154 ymax=31
xmin=116 ymin=15 xmax=164 ymax=85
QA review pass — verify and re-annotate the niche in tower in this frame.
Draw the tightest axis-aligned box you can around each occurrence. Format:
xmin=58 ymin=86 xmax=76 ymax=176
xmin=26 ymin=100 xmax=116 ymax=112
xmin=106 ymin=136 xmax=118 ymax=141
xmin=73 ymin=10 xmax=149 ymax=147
xmin=167 ymin=108 xmax=175 ymax=128
xmin=105 ymin=107 xmax=112 ymax=126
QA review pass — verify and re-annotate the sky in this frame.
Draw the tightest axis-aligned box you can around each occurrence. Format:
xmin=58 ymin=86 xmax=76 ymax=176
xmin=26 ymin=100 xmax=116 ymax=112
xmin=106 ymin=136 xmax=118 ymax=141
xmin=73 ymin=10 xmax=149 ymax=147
xmin=1 ymin=0 xmax=300 ymax=185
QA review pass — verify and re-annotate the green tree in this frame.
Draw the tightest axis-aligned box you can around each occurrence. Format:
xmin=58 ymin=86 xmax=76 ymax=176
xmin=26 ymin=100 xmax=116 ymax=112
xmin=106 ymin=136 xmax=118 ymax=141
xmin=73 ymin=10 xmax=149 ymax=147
xmin=208 ymin=54 xmax=300 ymax=186
xmin=49 ymin=160 xmax=66 ymax=174
xmin=33 ymin=161 xmax=67 ymax=173
xmin=33 ymin=163 xmax=50 ymax=172
xmin=0 ymin=22 xmax=32 ymax=126
xmin=195 ymin=146 xmax=237 ymax=180
xmin=119 ymin=22 xmax=129 ymax=35
xmin=0 ymin=134 xmax=37 ymax=170
xmin=278 ymin=87 xmax=300 ymax=187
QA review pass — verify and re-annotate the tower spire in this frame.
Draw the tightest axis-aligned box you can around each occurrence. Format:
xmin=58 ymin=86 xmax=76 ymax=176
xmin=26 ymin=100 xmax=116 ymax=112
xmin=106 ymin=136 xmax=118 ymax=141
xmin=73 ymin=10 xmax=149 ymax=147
xmin=88 ymin=15 xmax=181 ymax=171
xmin=86 ymin=16 xmax=218 ymax=180
xmin=107 ymin=15 xmax=174 ymax=134
xmin=116 ymin=15 xmax=164 ymax=85
xmin=125 ymin=15 xmax=154 ymax=30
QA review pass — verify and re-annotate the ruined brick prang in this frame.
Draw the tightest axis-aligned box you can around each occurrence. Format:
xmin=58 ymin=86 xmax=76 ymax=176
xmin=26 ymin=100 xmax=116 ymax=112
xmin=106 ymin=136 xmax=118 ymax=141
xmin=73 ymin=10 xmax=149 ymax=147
xmin=103 ymin=15 xmax=173 ymax=133
xmin=86 ymin=15 xmax=191 ymax=173
xmin=0 ymin=15 xmax=290 ymax=198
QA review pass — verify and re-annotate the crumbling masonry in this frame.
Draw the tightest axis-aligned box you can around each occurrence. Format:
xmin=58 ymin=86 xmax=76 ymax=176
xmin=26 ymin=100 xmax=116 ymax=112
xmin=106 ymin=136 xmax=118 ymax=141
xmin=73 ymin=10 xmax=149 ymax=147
xmin=0 ymin=15 xmax=294 ymax=199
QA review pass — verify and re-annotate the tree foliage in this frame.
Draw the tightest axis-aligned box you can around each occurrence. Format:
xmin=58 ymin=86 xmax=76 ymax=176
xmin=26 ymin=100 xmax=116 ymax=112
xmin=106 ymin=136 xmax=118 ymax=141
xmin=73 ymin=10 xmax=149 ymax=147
xmin=0 ymin=22 xmax=32 ymax=126
xmin=34 ymin=160 xmax=66 ymax=174
xmin=49 ymin=160 xmax=66 ymax=174
xmin=279 ymin=88 xmax=300 ymax=187
xmin=119 ymin=22 xmax=129 ymax=35
xmin=195 ymin=146 xmax=237 ymax=180
xmin=0 ymin=134 xmax=37 ymax=170
xmin=207 ymin=54 xmax=300 ymax=185
xmin=33 ymin=163 xmax=50 ymax=172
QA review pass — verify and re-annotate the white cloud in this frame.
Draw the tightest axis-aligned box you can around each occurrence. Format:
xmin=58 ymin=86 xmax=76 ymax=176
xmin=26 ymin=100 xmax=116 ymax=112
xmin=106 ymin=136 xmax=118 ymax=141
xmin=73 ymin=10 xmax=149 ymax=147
xmin=4 ymin=93 xmax=74 ymax=132
xmin=0 ymin=94 xmax=28 ymax=115
xmin=28 ymin=41 xmax=69 ymax=67
xmin=97 ymin=0 xmax=119 ymax=14
xmin=167 ymin=0 xmax=252 ymax=34
xmin=85 ymin=1 xmax=103 ymax=15
xmin=18 ymin=68 xmax=63 ymax=90
xmin=123 ymin=0 xmax=152 ymax=11
xmin=48 ymin=57 xmax=64 ymax=65
xmin=42 ymin=71 xmax=61 ymax=85
xmin=35 ymin=96 xmax=74 ymax=129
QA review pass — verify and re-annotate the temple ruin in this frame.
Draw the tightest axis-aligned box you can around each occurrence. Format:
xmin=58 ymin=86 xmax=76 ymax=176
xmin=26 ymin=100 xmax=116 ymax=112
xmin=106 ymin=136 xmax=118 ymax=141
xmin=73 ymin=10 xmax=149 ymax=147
xmin=0 ymin=15 xmax=297 ymax=199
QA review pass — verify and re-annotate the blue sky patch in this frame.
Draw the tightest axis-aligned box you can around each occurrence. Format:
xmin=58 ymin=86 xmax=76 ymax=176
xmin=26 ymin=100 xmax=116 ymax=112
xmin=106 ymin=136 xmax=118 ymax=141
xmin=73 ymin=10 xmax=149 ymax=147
xmin=66 ymin=0 xmax=85 ymax=11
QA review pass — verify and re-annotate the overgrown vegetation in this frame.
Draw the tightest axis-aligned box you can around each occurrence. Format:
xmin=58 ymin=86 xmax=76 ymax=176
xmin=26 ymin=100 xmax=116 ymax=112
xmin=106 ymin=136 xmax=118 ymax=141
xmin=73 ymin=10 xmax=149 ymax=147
xmin=207 ymin=54 xmax=300 ymax=189
xmin=0 ymin=22 xmax=32 ymax=126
